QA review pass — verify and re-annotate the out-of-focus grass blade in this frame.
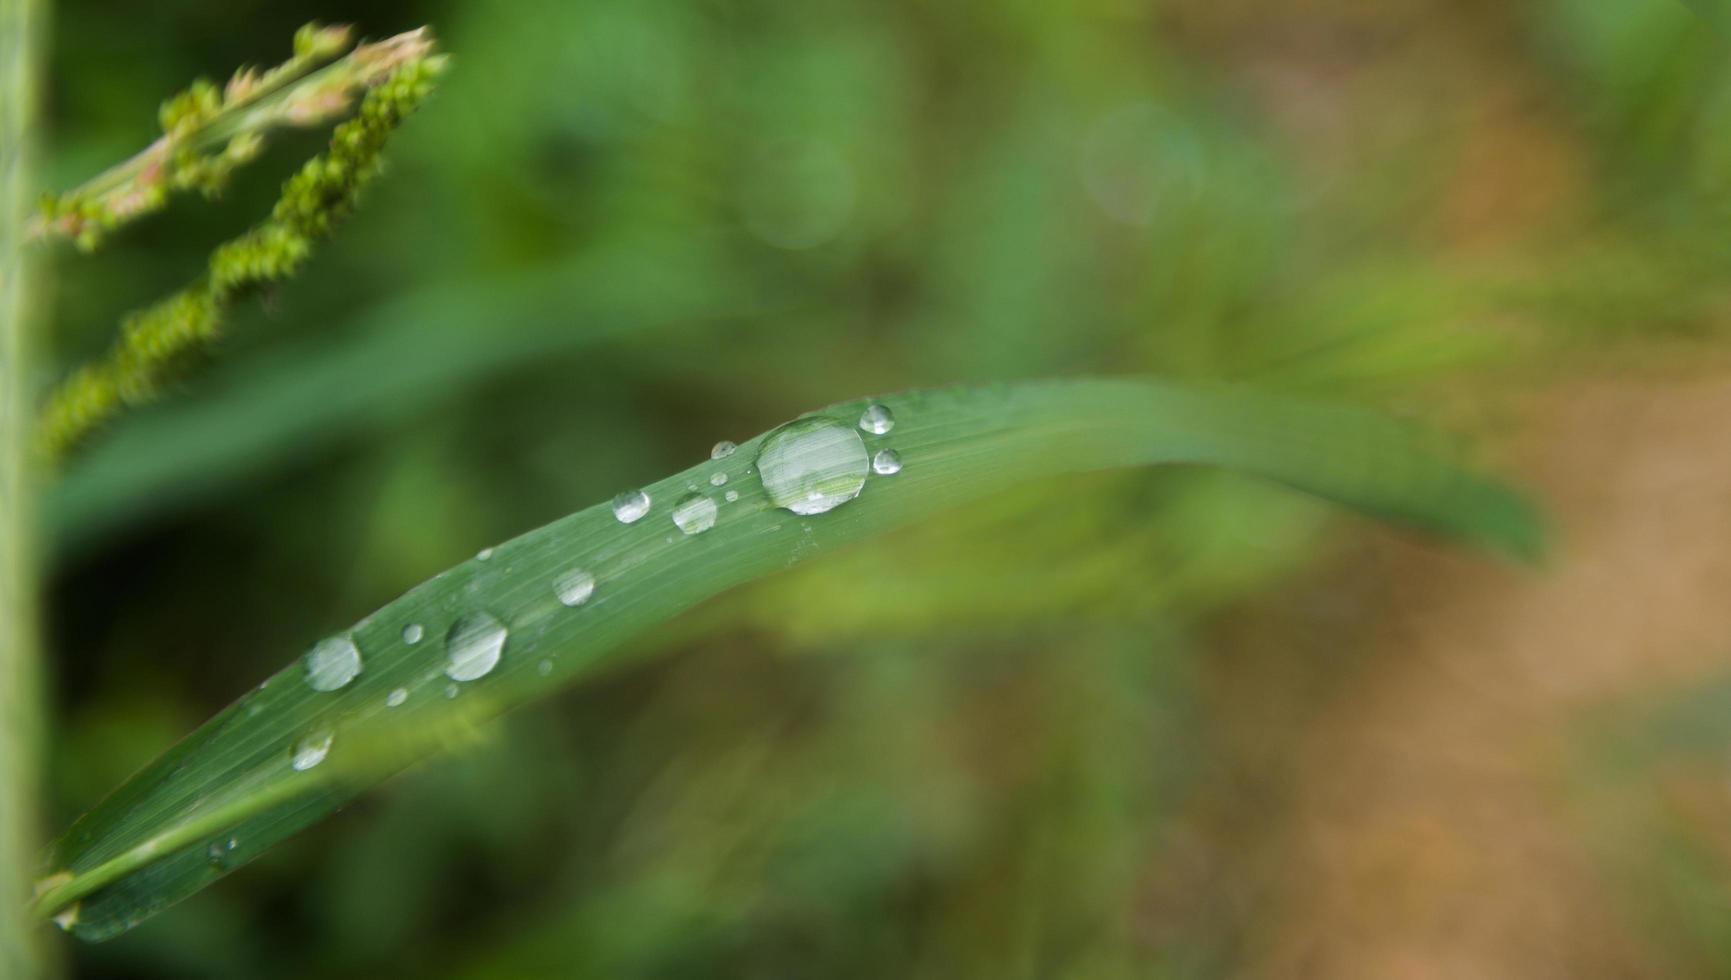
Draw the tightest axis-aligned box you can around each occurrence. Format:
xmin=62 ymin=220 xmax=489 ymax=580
xmin=32 ymin=378 xmax=1543 ymax=940
xmin=46 ymin=234 xmax=747 ymax=559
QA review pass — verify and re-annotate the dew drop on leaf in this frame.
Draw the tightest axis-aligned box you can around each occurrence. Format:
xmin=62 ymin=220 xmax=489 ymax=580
xmin=555 ymin=569 xmax=595 ymax=607
xmin=757 ymin=418 xmax=869 ymax=515
xmin=290 ymin=730 xmax=333 ymax=771
xmin=858 ymin=403 xmax=894 ymax=435
xmin=672 ymin=493 xmax=719 ymax=535
xmin=303 ymin=635 xmax=361 ymax=692
xmin=611 ymin=489 xmax=652 ymax=524
xmin=205 ymin=838 xmax=237 ymax=868
xmin=872 ymin=448 xmax=902 ymax=475
xmin=444 ymin=612 xmax=507 ymax=682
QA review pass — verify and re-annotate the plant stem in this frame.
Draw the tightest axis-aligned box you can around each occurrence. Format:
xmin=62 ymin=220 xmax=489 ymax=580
xmin=0 ymin=0 xmax=47 ymax=974
xmin=29 ymin=26 xmax=434 ymax=248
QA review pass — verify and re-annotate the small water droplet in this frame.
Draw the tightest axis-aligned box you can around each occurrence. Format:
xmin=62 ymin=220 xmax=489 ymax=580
xmin=672 ymin=493 xmax=718 ymax=535
xmin=555 ymin=568 xmax=596 ymax=607
xmin=386 ymin=687 xmax=408 ymax=708
xmin=476 ymin=547 xmax=495 ymax=561
xmin=290 ymin=730 xmax=334 ymax=771
xmin=872 ymin=448 xmax=902 ymax=475
xmin=537 ymin=659 xmax=552 ymax=677
xmin=712 ymin=440 xmax=738 ymax=459
xmin=725 ymin=489 xmax=740 ymax=503
xmin=445 ymin=612 xmax=507 ymax=682
xmin=612 ymin=489 xmax=652 ymax=524
xmin=52 ymin=904 xmax=79 ymax=931
xmin=206 ymin=838 xmax=237 ymax=868
xmin=756 ymin=418 xmax=870 ymax=515
xmin=401 ymin=623 xmax=424 ymax=645
xmin=858 ymin=403 xmax=895 ymax=435
xmin=710 ymin=471 xmax=728 ymax=487
xmin=444 ymin=683 xmax=459 ymax=699
xmin=303 ymin=635 xmax=361 ymax=692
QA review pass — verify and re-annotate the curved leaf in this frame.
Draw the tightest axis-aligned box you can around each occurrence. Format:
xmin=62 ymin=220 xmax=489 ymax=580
xmin=33 ymin=378 xmax=1543 ymax=940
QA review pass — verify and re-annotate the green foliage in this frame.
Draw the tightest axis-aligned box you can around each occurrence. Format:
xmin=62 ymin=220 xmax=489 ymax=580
xmin=37 ymin=48 xmax=444 ymax=461
xmin=33 ymin=378 xmax=1537 ymax=941
xmin=44 ymin=0 xmax=1731 ymax=975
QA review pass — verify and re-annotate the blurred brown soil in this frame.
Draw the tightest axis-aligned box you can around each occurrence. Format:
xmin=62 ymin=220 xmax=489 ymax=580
xmin=1135 ymin=3 xmax=1731 ymax=975
xmin=1181 ymin=370 xmax=1731 ymax=979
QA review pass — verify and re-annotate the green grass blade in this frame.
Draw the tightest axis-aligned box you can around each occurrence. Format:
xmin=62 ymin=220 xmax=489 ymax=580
xmin=33 ymin=378 xmax=1543 ymax=940
xmin=47 ymin=234 xmax=747 ymax=558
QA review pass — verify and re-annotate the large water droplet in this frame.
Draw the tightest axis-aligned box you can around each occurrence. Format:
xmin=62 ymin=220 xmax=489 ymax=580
xmin=303 ymin=635 xmax=361 ymax=692
xmin=612 ymin=489 xmax=652 ymax=524
xmin=756 ymin=418 xmax=870 ymax=516
xmin=386 ymin=688 xmax=408 ymax=708
xmin=711 ymin=440 xmax=737 ymax=460
xmin=872 ymin=448 xmax=902 ymax=475
xmin=672 ymin=493 xmax=718 ymax=535
xmin=858 ymin=403 xmax=895 ymax=435
xmin=401 ymin=623 xmax=424 ymax=645
xmin=445 ymin=612 xmax=507 ymax=682
xmin=555 ymin=568 xmax=595 ymax=607
xmin=290 ymin=730 xmax=333 ymax=771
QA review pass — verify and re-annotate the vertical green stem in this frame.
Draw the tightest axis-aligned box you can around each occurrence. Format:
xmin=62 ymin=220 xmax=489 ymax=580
xmin=1 ymin=0 xmax=47 ymax=974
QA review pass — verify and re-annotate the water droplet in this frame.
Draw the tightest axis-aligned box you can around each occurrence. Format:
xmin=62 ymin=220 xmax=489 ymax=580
xmin=476 ymin=547 xmax=495 ymax=561
xmin=710 ymin=471 xmax=728 ymax=487
xmin=725 ymin=489 xmax=740 ymax=503
xmin=386 ymin=687 xmax=408 ymax=708
xmin=445 ymin=612 xmax=507 ymax=682
xmin=756 ymin=418 xmax=870 ymax=515
xmin=537 ymin=659 xmax=552 ymax=677
xmin=858 ymin=403 xmax=895 ymax=435
xmin=672 ymin=493 xmax=718 ymax=535
xmin=290 ymin=730 xmax=333 ymax=771
xmin=206 ymin=838 xmax=237 ymax=868
xmin=555 ymin=568 xmax=595 ymax=607
xmin=444 ymin=684 xmax=459 ymax=699
xmin=872 ymin=448 xmax=902 ymax=475
xmin=303 ymin=635 xmax=361 ymax=692
xmin=52 ymin=904 xmax=79 ymax=931
xmin=612 ymin=489 xmax=652 ymax=524
xmin=401 ymin=623 xmax=424 ymax=645
xmin=711 ymin=440 xmax=738 ymax=460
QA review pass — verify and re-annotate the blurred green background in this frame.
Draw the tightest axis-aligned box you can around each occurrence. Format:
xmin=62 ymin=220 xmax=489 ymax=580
xmin=35 ymin=0 xmax=1731 ymax=976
